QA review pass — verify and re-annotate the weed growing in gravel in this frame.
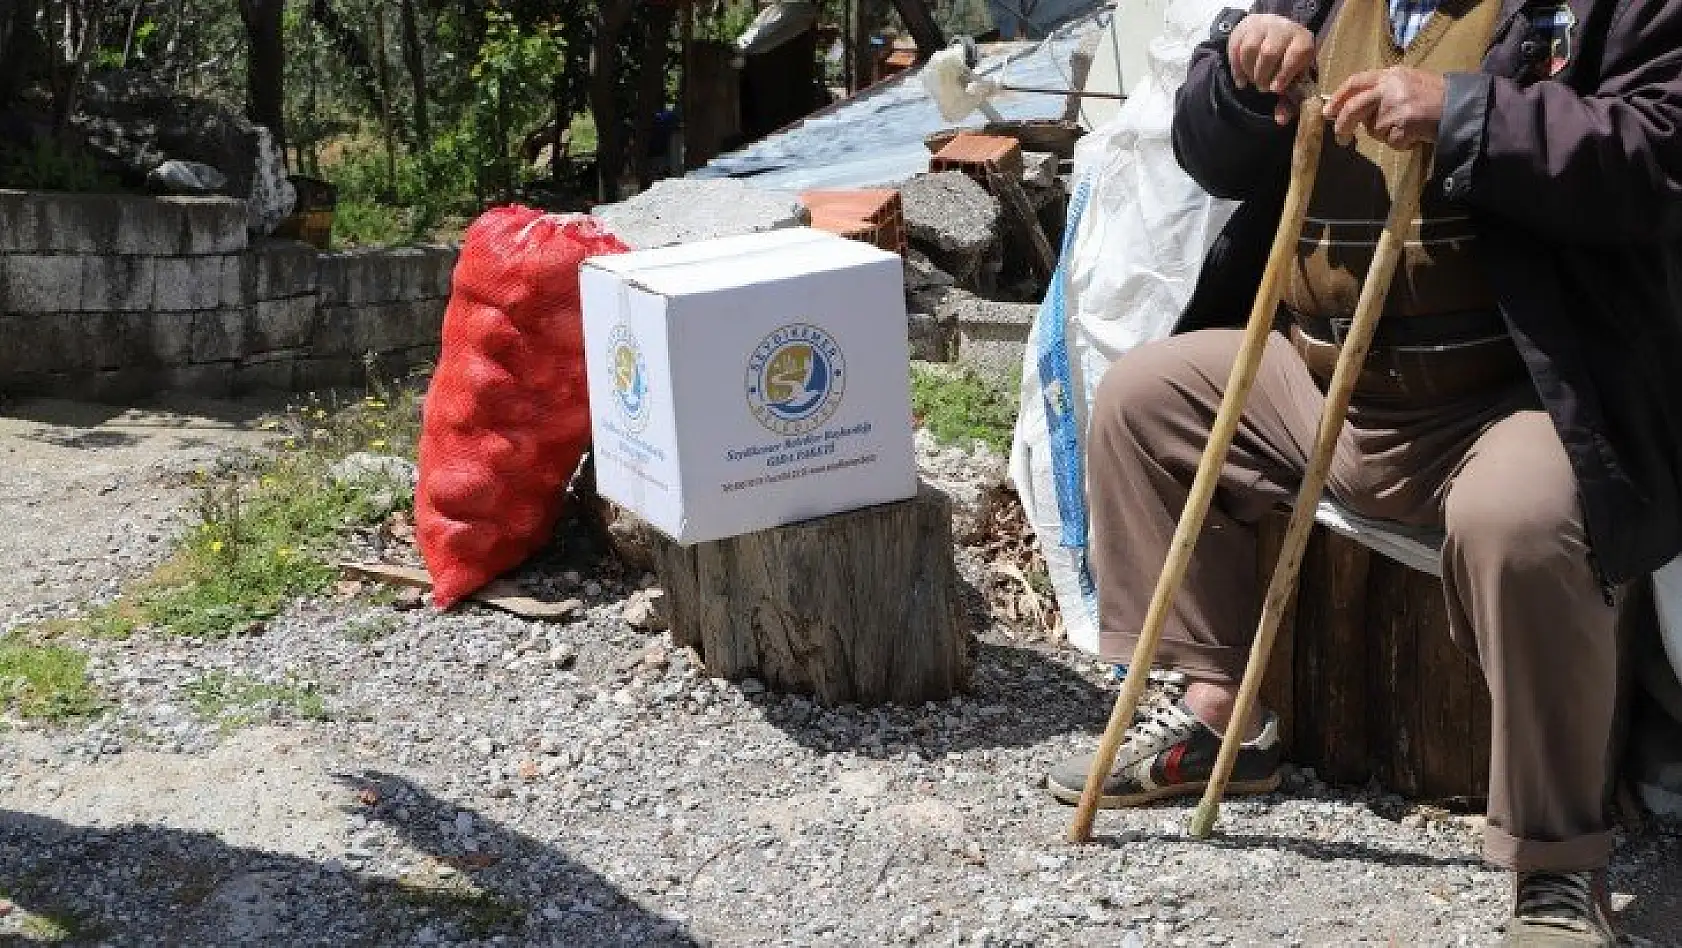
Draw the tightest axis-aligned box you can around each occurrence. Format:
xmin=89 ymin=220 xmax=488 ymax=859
xmin=0 ymin=636 xmax=102 ymax=722
xmin=183 ymin=671 xmax=330 ymax=731
xmin=910 ymin=362 xmax=1018 ymax=454
xmin=390 ymin=881 xmax=527 ymax=938
xmin=343 ymin=614 xmax=401 ymax=642
xmin=66 ymin=370 xmax=429 ymax=639
xmin=18 ymin=911 xmax=77 ymax=942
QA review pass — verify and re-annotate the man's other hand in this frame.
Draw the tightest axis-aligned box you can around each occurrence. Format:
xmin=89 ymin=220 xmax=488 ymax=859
xmin=1227 ymin=14 xmax=1317 ymax=125
xmin=1324 ymin=67 xmax=1447 ymax=149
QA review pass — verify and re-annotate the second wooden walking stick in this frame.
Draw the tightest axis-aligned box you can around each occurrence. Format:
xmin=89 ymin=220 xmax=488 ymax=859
xmin=1066 ymin=95 xmax=1329 ymax=845
xmin=1189 ymin=141 xmax=1431 ymax=839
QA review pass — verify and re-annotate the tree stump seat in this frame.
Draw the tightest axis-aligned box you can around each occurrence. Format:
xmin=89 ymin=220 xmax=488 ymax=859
xmin=1259 ymin=501 xmax=1492 ymax=803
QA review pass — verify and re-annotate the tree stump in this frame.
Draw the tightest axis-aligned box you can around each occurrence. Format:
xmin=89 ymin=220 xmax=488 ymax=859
xmin=647 ymin=484 xmax=973 ymax=707
xmin=1258 ymin=510 xmax=1492 ymax=803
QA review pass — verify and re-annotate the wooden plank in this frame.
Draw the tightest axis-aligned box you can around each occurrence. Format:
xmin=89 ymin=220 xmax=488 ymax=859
xmin=1256 ymin=510 xmax=1298 ymax=751
xmin=1294 ymin=525 xmax=1372 ymax=785
xmin=338 ymin=563 xmax=584 ymax=620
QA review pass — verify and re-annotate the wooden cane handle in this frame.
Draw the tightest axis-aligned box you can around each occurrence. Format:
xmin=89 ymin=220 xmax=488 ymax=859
xmin=1189 ymin=146 xmax=1432 ymax=839
xmin=1067 ymin=99 xmax=1330 ymax=844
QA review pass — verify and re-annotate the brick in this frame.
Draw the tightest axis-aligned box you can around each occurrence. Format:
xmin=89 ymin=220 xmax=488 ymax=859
xmin=930 ymin=133 xmax=1026 ymax=186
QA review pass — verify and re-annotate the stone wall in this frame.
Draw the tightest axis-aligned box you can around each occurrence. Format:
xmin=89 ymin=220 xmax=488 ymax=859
xmin=0 ymin=190 xmax=456 ymax=400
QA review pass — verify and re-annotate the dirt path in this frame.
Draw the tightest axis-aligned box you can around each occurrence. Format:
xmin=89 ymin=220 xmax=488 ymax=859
xmin=0 ymin=397 xmax=1676 ymax=947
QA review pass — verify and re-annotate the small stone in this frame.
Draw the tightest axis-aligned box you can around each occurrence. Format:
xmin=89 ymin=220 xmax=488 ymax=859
xmin=471 ymin=737 xmax=496 ymax=757
xmin=549 ymin=644 xmax=578 ymax=669
xmin=394 ymin=587 xmax=426 ymax=611
xmin=738 ymin=678 xmax=766 ymax=696
xmin=623 ymin=589 xmax=668 ymax=631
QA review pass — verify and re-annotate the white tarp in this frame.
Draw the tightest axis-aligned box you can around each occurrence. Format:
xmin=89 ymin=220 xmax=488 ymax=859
xmin=1009 ymin=0 xmax=1237 ymax=653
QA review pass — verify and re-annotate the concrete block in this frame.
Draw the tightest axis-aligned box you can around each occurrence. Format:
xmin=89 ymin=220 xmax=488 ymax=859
xmin=251 ymin=296 xmax=318 ymax=352
xmin=594 ymin=178 xmax=810 ymax=249
xmin=78 ymin=256 xmax=157 ymax=311
xmin=294 ymin=356 xmax=365 ymax=393
xmin=190 ymin=309 xmax=248 ymax=363
xmin=907 ymin=311 xmax=955 ymax=362
xmin=0 ymin=191 xmax=246 ymax=255
xmin=79 ymin=311 xmax=193 ymax=369
xmin=0 ymin=255 xmax=85 ymax=312
xmin=900 ymin=173 xmax=1003 ymax=294
xmin=0 ymin=313 xmax=79 ymax=375
xmin=153 ymin=256 xmax=235 ymax=310
xmin=950 ymin=293 xmax=1037 ymax=387
xmin=312 ymin=301 xmax=445 ymax=357
xmin=250 ymin=239 xmax=321 ymax=300
xmin=219 ymin=254 xmax=248 ymax=307
xmin=235 ymin=350 xmax=300 ymax=393
xmin=168 ymin=198 xmax=249 ymax=255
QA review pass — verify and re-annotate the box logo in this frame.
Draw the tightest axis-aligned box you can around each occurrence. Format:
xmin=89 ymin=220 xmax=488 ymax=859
xmin=745 ymin=323 xmax=846 ymax=435
xmin=607 ymin=324 xmax=651 ymax=432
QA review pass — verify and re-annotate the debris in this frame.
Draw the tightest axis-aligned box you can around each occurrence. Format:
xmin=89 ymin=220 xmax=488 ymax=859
xmin=393 ymin=587 xmax=426 ymax=611
xmin=623 ymin=589 xmax=668 ymax=631
xmin=899 ymin=171 xmax=1003 ymax=293
xmin=338 ymin=563 xmax=582 ymax=621
xmin=593 ymin=178 xmax=810 ymax=250
xmin=1022 ymin=151 xmax=1059 ymax=189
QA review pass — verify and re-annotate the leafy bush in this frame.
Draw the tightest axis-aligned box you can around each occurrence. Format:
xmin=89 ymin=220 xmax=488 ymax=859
xmin=0 ymin=138 xmax=123 ymax=193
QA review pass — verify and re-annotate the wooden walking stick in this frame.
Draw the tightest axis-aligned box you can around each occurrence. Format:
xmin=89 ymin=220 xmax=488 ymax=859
xmin=1189 ymin=142 xmax=1432 ymax=840
xmin=1067 ymin=94 xmax=1329 ymax=844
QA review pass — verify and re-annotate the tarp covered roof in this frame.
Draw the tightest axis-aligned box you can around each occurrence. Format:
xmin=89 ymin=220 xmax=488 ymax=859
xmin=689 ymin=9 xmax=1108 ymax=192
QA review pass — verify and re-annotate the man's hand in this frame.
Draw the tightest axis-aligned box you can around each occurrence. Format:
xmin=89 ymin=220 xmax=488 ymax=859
xmin=1324 ymin=67 xmax=1447 ymax=148
xmin=1227 ymin=14 xmax=1317 ymax=125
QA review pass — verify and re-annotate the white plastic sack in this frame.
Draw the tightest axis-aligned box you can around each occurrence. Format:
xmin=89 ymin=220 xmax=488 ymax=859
xmin=736 ymin=1 xmax=819 ymax=57
xmin=1009 ymin=0 xmax=1239 ymax=654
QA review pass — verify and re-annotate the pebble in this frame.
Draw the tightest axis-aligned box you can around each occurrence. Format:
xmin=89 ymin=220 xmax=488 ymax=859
xmin=0 ymin=436 xmax=1619 ymax=948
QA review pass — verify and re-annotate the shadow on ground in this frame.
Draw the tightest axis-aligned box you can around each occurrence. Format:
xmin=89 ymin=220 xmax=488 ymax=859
xmin=0 ymin=773 xmax=694 ymax=947
xmin=746 ymin=638 xmax=1112 ymax=759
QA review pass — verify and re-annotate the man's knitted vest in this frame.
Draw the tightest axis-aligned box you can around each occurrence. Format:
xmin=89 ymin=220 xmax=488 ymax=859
xmin=1283 ymin=0 xmax=1504 ymax=330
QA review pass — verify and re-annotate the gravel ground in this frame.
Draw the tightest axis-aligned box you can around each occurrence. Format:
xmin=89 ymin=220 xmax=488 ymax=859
xmin=1 ymin=399 xmax=1678 ymax=947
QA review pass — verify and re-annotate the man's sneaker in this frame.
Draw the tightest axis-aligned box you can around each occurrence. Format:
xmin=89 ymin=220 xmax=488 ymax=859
xmin=1501 ymin=872 xmax=1616 ymax=946
xmin=1045 ymin=699 xmax=1282 ymax=807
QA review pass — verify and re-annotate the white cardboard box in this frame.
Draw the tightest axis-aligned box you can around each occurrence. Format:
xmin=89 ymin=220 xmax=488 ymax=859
xmin=580 ymin=227 xmax=918 ymax=545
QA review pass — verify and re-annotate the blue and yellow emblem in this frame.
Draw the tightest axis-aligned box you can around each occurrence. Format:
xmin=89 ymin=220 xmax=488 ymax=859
xmin=607 ymin=324 xmax=650 ymax=432
xmin=745 ymin=324 xmax=846 ymax=435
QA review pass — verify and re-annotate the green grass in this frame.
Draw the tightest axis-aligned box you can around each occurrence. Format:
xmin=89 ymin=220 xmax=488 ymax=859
xmin=567 ymin=113 xmax=597 ymax=155
xmin=392 ymin=880 xmax=527 ymax=938
xmin=910 ymin=363 xmax=1018 ymax=454
xmin=34 ymin=377 xmax=427 ymax=642
xmin=0 ymin=636 xmax=102 ymax=723
xmin=331 ymin=198 xmax=411 ymax=249
xmin=183 ymin=671 xmax=330 ymax=731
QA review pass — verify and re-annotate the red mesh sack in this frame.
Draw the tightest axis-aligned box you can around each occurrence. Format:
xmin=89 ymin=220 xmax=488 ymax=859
xmin=416 ymin=207 xmax=628 ymax=608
